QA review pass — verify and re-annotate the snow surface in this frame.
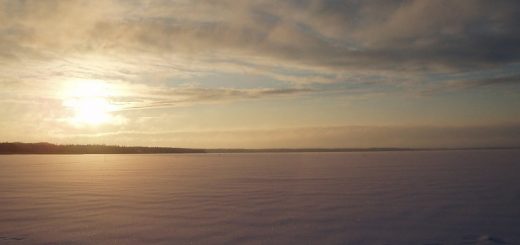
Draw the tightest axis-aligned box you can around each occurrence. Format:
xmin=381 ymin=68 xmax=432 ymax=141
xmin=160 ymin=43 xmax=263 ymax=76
xmin=0 ymin=150 xmax=519 ymax=244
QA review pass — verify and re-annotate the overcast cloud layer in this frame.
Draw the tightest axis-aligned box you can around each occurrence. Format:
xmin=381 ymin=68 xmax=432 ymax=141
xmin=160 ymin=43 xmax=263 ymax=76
xmin=1 ymin=0 xmax=519 ymax=147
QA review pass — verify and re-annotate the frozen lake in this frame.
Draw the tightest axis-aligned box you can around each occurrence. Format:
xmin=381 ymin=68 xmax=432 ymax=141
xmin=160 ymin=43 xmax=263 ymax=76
xmin=0 ymin=150 xmax=519 ymax=244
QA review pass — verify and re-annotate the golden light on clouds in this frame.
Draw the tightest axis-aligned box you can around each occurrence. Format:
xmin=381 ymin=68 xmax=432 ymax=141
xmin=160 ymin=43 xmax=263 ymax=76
xmin=61 ymin=79 xmax=124 ymax=127
xmin=0 ymin=1 xmax=519 ymax=147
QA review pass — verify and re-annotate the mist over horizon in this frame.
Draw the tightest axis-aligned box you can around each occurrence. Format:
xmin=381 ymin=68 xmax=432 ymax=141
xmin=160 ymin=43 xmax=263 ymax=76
xmin=4 ymin=122 xmax=520 ymax=149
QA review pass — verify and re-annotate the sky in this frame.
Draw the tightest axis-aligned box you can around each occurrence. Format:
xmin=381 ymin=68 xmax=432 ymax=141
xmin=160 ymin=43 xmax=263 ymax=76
xmin=0 ymin=0 xmax=519 ymax=148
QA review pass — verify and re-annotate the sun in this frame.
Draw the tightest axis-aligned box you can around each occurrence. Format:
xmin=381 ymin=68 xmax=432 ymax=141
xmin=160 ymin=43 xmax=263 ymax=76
xmin=61 ymin=79 xmax=120 ymax=126
xmin=65 ymin=97 xmax=112 ymax=125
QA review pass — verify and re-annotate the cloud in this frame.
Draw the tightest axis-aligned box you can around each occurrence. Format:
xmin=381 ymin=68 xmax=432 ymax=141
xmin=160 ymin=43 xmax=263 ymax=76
xmin=0 ymin=74 xmax=315 ymax=111
xmin=464 ymin=74 xmax=520 ymax=87
xmin=421 ymin=73 xmax=520 ymax=94
xmin=116 ymin=87 xmax=315 ymax=110
xmin=3 ymin=0 xmax=519 ymax=116
xmin=2 ymin=0 xmax=520 ymax=148
xmin=101 ymin=1 xmax=520 ymax=71
xmin=2 ymin=0 xmax=520 ymax=84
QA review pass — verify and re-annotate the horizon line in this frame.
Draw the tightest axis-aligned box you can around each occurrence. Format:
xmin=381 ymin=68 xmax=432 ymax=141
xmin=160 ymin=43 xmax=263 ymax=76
xmin=1 ymin=142 xmax=519 ymax=154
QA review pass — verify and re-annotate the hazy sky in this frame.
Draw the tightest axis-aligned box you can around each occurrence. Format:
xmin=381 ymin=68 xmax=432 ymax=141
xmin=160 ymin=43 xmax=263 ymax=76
xmin=1 ymin=0 xmax=519 ymax=148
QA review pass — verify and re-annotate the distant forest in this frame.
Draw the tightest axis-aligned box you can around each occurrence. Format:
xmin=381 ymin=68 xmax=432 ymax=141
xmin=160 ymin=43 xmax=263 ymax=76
xmin=1 ymin=142 xmax=517 ymax=154
xmin=0 ymin=142 xmax=205 ymax=154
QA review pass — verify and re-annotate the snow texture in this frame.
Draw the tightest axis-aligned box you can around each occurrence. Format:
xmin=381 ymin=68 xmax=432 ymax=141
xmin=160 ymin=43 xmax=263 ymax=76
xmin=0 ymin=150 xmax=519 ymax=244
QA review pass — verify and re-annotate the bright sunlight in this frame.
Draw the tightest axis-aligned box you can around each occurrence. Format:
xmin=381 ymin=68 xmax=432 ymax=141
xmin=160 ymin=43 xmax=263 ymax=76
xmin=61 ymin=79 xmax=121 ymax=127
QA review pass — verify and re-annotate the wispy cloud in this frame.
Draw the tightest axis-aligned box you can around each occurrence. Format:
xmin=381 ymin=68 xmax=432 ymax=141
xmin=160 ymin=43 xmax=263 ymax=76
xmin=421 ymin=74 xmax=520 ymax=94
xmin=115 ymin=87 xmax=316 ymax=111
xmin=2 ymin=0 xmax=520 ymax=89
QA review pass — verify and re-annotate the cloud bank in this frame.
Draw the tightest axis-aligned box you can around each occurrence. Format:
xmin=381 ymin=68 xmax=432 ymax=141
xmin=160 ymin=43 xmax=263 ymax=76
xmin=2 ymin=0 xmax=520 ymax=86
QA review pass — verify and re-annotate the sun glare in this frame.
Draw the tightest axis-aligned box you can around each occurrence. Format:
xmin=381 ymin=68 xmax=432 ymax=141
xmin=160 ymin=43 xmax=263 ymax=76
xmin=61 ymin=79 xmax=120 ymax=126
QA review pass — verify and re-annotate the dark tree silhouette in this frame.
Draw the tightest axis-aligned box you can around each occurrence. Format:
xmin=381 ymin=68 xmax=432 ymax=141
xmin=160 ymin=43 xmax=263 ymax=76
xmin=0 ymin=142 xmax=205 ymax=154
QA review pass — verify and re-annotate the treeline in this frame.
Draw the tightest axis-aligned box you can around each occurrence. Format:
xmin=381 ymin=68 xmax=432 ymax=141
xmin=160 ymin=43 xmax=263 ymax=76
xmin=2 ymin=142 xmax=517 ymax=154
xmin=0 ymin=142 xmax=205 ymax=154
